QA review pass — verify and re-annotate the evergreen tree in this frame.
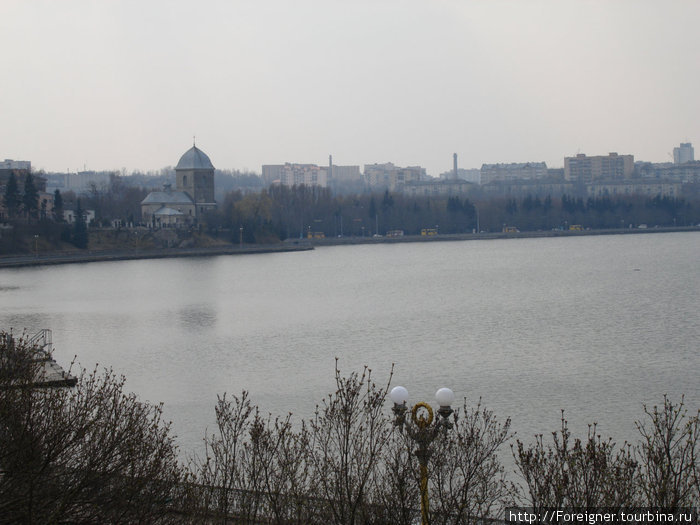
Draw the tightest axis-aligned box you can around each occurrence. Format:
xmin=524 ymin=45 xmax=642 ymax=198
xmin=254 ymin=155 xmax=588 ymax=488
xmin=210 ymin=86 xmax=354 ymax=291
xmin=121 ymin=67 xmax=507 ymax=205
xmin=543 ymin=195 xmax=552 ymax=212
xmin=72 ymin=199 xmax=88 ymax=249
xmin=368 ymin=196 xmax=377 ymax=219
xmin=381 ymin=189 xmax=394 ymax=212
xmin=3 ymin=173 xmax=20 ymax=219
xmin=53 ymin=189 xmax=64 ymax=222
xmin=22 ymin=172 xmax=39 ymax=219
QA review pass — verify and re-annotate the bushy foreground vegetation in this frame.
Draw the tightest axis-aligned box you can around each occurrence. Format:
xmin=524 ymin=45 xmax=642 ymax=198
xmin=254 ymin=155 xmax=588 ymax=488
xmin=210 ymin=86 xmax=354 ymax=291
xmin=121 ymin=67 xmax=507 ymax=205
xmin=1 ymin=333 xmax=698 ymax=524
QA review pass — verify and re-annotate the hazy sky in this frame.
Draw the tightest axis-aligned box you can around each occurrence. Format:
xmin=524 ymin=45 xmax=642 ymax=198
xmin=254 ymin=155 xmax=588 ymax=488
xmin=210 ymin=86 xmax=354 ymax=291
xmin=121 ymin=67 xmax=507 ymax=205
xmin=2 ymin=0 xmax=698 ymax=176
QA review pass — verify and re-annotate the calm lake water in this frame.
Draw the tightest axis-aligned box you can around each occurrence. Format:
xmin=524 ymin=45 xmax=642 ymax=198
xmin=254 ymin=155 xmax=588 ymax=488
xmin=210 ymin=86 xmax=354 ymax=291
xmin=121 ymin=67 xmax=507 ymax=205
xmin=1 ymin=232 xmax=698 ymax=456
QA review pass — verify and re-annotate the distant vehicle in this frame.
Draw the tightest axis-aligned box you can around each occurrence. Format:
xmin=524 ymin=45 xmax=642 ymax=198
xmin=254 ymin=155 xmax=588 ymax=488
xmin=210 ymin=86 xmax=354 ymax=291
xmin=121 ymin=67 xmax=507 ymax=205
xmin=421 ymin=228 xmax=438 ymax=236
xmin=638 ymin=224 xmax=648 ymax=229
xmin=373 ymin=234 xmax=383 ymax=238
xmin=503 ymin=226 xmax=519 ymax=233
xmin=569 ymin=224 xmax=583 ymax=231
xmin=386 ymin=229 xmax=404 ymax=237
xmin=307 ymin=231 xmax=325 ymax=239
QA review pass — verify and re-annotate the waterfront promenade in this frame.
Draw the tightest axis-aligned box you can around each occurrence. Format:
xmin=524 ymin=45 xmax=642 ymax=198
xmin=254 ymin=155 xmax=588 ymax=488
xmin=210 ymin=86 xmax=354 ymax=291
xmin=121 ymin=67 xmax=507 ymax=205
xmin=1 ymin=225 xmax=697 ymax=269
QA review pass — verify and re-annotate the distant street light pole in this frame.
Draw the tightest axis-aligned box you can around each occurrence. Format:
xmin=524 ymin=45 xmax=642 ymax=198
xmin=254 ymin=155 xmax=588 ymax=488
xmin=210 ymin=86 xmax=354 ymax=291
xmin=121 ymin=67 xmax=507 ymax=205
xmin=389 ymin=385 xmax=456 ymax=525
xmin=239 ymin=226 xmax=243 ymax=247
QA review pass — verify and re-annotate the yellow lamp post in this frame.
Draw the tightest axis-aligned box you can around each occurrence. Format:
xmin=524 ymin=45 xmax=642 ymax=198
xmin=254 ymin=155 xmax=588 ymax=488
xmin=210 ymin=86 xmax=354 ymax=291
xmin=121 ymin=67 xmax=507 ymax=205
xmin=389 ymin=385 xmax=456 ymax=525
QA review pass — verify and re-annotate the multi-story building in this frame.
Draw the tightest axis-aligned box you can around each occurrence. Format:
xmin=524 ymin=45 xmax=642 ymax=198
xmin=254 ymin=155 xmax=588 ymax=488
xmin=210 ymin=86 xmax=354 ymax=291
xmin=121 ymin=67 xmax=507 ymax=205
xmin=328 ymin=164 xmax=361 ymax=180
xmin=0 ymin=159 xmax=33 ymax=192
xmin=327 ymin=160 xmax=364 ymax=194
xmin=587 ymin=180 xmax=681 ymax=198
xmin=402 ymin=179 xmax=475 ymax=197
xmin=564 ymin=153 xmax=634 ymax=182
xmin=480 ymin=162 xmax=547 ymax=184
xmin=364 ymin=163 xmax=425 ymax=191
xmin=0 ymin=159 xmax=31 ymax=171
xmin=480 ymin=179 xmax=574 ymax=198
xmin=439 ymin=168 xmax=481 ymax=184
xmin=65 ymin=172 xmax=112 ymax=193
xmin=261 ymin=165 xmax=285 ymax=186
xmin=635 ymin=161 xmax=700 ymax=184
xmin=0 ymin=161 xmax=46 ymax=195
xmin=673 ymin=143 xmax=694 ymax=164
xmin=263 ymin=163 xmax=328 ymax=188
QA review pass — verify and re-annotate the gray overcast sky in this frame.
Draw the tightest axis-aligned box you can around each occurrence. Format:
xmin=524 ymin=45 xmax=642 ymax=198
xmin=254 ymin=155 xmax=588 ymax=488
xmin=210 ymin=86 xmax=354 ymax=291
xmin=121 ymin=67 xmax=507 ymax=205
xmin=1 ymin=0 xmax=698 ymax=176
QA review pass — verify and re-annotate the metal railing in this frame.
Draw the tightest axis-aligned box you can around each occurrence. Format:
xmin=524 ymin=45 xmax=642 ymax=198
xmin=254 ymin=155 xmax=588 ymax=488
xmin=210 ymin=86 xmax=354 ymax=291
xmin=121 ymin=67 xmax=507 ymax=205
xmin=27 ymin=328 xmax=53 ymax=354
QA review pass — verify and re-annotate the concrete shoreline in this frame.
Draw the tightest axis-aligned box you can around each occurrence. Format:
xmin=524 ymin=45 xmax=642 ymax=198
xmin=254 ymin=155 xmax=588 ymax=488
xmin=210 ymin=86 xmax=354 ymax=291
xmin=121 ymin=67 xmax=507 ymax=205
xmin=1 ymin=226 xmax=697 ymax=269
xmin=302 ymin=225 xmax=700 ymax=247
xmin=0 ymin=243 xmax=314 ymax=269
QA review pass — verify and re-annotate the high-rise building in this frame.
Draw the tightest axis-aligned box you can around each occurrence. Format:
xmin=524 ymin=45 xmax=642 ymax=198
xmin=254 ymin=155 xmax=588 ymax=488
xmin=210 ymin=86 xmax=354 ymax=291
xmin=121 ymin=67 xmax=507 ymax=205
xmin=673 ymin=143 xmax=694 ymax=164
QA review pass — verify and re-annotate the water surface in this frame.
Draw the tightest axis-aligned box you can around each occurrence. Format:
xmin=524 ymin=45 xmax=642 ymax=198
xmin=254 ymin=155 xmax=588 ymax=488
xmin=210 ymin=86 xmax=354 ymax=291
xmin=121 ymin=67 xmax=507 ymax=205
xmin=1 ymin=232 xmax=698 ymax=454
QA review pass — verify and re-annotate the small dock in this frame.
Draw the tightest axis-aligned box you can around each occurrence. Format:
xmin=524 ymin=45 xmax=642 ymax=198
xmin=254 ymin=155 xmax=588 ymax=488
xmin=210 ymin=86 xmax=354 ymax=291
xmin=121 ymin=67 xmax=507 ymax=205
xmin=3 ymin=329 xmax=77 ymax=388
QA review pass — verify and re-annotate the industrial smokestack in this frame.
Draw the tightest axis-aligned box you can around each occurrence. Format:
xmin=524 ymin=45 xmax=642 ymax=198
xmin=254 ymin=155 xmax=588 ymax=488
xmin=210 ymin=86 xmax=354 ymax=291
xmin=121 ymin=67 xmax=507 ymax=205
xmin=453 ymin=153 xmax=458 ymax=179
xmin=329 ymin=154 xmax=333 ymax=180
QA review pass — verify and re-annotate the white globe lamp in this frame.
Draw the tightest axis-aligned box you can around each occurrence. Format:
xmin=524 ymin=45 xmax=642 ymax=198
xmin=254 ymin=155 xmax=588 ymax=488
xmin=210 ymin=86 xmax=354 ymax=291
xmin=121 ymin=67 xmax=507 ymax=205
xmin=435 ymin=387 xmax=455 ymax=407
xmin=389 ymin=386 xmax=409 ymax=405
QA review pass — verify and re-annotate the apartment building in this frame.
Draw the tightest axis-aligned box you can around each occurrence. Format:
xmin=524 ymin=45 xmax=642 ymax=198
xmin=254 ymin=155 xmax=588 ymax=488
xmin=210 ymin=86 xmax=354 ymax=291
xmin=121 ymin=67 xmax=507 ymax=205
xmin=673 ymin=143 xmax=694 ymax=164
xmin=564 ymin=153 xmax=634 ymax=183
xmin=402 ymin=179 xmax=475 ymax=197
xmin=263 ymin=163 xmax=328 ymax=188
xmin=364 ymin=163 xmax=425 ymax=191
xmin=587 ymin=180 xmax=681 ymax=198
xmin=480 ymin=162 xmax=547 ymax=184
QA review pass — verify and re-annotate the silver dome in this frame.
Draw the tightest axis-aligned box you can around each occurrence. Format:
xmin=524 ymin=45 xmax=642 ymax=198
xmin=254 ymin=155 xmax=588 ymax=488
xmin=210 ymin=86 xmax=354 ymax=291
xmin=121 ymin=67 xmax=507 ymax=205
xmin=175 ymin=145 xmax=214 ymax=170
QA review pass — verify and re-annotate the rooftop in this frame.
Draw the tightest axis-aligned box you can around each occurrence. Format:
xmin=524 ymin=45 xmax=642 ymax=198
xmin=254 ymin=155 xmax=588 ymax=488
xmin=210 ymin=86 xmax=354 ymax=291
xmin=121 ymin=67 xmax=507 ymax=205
xmin=175 ymin=145 xmax=214 ymax=171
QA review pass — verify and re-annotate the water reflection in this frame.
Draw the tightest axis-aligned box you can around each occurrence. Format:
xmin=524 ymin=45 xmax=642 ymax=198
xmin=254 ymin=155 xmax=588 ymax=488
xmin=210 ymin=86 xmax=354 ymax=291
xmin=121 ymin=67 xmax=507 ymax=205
xmin=177 ymin=304 xmax=217 ymax=330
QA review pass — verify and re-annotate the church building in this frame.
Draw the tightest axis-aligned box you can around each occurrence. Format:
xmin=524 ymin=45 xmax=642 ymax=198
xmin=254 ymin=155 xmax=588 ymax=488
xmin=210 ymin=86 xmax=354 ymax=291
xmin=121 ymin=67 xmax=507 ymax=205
xmin=141 ymin=144 xmax=217 ymax=227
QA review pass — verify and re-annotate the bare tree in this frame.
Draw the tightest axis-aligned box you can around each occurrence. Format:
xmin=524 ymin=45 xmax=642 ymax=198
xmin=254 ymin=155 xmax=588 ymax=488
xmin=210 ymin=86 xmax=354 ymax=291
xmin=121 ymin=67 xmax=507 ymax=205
xmin=307 ymin=361 xmax=394 ymax=525
xmin=512 ymin=412 xmax=639 ymax=515
xmin=431 ymin=399 xmax=512 ymax=525
xmin=636 ymin=395 xmax=699 ymax=509
xmin=0 ymin=331 xmax=185 ymax=524
xmin=195 ymin=391 xmax=260 ymax=522
xmin=247 ymin=413 xmax=314 ymax=524
xmin=373 ymin=430 xmax=419 ymax=525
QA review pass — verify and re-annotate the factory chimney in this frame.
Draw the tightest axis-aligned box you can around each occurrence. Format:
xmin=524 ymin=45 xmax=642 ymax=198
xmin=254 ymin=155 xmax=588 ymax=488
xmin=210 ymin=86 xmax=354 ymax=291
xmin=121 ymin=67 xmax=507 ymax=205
xmin=453 ymin=153 xmax=458 ymax=179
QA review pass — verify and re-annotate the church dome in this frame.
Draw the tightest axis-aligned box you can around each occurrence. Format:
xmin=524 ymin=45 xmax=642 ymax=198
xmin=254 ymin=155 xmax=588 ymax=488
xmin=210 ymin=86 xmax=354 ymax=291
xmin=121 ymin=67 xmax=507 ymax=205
xmin=175 ymin=145 xmax=214 ymax=170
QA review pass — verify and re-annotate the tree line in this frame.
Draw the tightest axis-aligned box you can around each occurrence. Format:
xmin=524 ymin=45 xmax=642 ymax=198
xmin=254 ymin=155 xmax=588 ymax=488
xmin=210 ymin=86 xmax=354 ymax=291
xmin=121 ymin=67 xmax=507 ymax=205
xmin=207 ymin=185 xmax=699 ymax=243
xmin=4 ymin=172 xmax=700 ymax=251
xmin=1 ymin=332 xmax=698 ymax=524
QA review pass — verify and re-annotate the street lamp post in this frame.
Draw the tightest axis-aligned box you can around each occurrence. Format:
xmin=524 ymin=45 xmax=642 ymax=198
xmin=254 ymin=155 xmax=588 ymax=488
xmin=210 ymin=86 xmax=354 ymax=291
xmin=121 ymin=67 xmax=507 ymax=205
xmin=389 ymin=385 xmax=456 ymax=525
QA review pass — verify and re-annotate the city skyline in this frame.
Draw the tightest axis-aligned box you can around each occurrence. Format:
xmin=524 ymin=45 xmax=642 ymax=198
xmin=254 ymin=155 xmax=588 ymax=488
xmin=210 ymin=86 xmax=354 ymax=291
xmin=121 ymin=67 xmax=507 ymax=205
xmin=1 ymin=0 xmax=698 ymax=176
